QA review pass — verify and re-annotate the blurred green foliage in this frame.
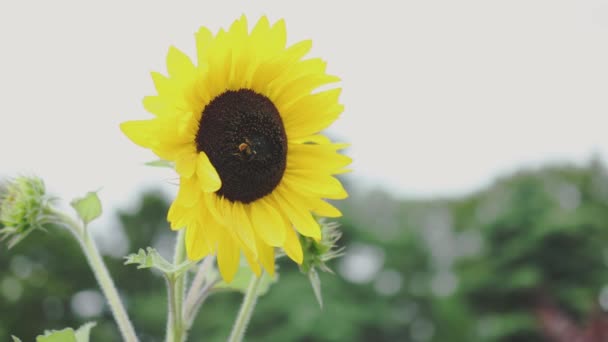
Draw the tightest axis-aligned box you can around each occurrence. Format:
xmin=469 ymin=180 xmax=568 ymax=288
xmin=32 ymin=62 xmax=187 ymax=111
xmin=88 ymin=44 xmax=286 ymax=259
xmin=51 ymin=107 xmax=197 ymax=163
xmin=1 ymin=161 xmax=608 ymax=341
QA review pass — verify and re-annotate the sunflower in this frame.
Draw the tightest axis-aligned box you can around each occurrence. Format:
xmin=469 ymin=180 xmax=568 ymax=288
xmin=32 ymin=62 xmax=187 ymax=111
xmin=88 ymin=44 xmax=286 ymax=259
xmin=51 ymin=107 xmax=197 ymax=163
xmin=121 ymin=15 xmax=350 ymax=282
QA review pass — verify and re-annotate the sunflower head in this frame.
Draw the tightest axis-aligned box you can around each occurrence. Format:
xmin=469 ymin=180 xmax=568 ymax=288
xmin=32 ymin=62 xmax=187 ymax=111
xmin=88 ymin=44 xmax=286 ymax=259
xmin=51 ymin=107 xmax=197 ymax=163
xmin=122 ymin=16 xmax=351 ymax=282
xmin=0 ymin=176 xmax=50 ymax=248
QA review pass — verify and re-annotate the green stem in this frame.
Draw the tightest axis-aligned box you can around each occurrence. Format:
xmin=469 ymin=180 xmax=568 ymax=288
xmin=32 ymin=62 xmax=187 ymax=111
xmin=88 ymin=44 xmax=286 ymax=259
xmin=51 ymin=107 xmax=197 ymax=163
xmin=184 ymin=256 xmax=215 ymax=329
xmin=227 ymin=273 xmax=263 ymax=342
xmin=54 ymin=210 xmax=138 ymax=342
xmin=166 ymin=229 xmax=187 ymax=342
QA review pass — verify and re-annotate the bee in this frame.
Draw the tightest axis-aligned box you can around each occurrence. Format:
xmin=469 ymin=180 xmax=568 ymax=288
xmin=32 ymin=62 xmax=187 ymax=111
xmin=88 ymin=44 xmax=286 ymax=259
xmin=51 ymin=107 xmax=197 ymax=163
xmin=234 ymin=136 xmax=271 ymax=161
xmin=236 ymin=137 xmax=256 ymax=161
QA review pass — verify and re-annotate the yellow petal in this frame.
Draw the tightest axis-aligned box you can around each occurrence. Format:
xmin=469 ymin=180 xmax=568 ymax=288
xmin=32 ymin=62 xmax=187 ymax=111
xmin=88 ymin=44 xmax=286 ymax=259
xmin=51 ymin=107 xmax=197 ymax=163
xmin=167 ymin=46 xmax=196 ymax=82
xmin=273 ymin=72 xmax=341 ymax=111
xmin=282 ymin=89 xmax=344 ymax=138
xmin=167 ymin=201 xmax=188 ymax=230
xmin=196 ymin=152 xmax=221 ymax=192
xmin=228 ymin=15 xmax=248 ymax=40
xmin=203 ymin=193 xmax=226 ymax=226
xmin=242 ymin=246 xmax=262 ymax=277
xmin=150 ymin=72 xmax=184 ymax=104
xmin=256 ymin=237 xmax=276 ymax=277
xmin=175 ymin=149 xmax=197 ymax=178
xmin=185 ymin=224 xmax=212 ymax=260
xmin=120 ymin=120 xmax=158 ymax=148
xmin=217 ymin=233 xmax=240 ymax=283
xmin=176 ymin=177 xmax=200 ymax=207
xmin=249 ymin=198 xmax=286 ymax=247
xmin=143 ymin=96 xmax=173 ymax=117
xmin=297 ymin=196 xmax=342 ymax=218
xmin=284 ymin=227 xmax=303 ymax=264
xmin=196 ymin=26 xmax=214 ymax=67
xmin=282 ymin=171 xmax=348 ymax=200
xmin=274 ymin=188 xmax=321 ymax=239
xmin=290 ymin=134 xmax=332 ymax=145
xmin=251 ymin=16 xmax=271 ymax=44
xmin=232 ymin=202 xmax=257 ymax=257
xmin=269 ymin=19 xmax=287 ymax=52
xmin=287 ymin=143 xmax=352 ymax=174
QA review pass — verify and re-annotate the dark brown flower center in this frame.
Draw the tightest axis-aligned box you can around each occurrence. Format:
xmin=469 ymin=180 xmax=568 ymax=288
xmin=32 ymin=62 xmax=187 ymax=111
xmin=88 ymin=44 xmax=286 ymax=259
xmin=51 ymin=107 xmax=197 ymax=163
xmin=195 ymin=89 xmax=287 ymax=203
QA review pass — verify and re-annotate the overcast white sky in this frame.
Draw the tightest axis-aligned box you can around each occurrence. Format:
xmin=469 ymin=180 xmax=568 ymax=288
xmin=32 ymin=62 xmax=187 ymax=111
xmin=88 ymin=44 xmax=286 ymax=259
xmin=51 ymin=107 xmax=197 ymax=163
xmin=1 ymin=0 xmax=608 ymax=214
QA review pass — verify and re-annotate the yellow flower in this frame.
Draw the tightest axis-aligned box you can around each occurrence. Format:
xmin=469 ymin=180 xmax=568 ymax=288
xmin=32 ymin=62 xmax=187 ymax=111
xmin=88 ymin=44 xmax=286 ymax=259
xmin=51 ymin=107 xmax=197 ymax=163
xmin=121 ymin=16 xmax=350 ymax=282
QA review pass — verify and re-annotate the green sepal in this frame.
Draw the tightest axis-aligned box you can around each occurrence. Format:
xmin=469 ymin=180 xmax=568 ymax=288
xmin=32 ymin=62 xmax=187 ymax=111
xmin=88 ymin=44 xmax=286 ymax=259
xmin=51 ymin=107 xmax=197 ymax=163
xmin=308 ymin=267 xmax=324 ymax=308
xmin=145 ymin=159 xmax=175 ymax=168
xmin=70 ymin=191 xmax=102 ymax=225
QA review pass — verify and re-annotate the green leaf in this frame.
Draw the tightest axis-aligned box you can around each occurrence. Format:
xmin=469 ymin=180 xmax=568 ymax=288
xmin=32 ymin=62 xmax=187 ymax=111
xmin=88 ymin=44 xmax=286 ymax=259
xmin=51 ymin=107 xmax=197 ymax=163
xmin=70 ymin=191 xmax=102 ymax=225
xmin=124 ymin=247 xmax=194 ymax=277
xmin=36 ymin=328 xmax=77 ymax=342
xmin=214 ymin=265 xmax=277 ymax=296
xmin=32 ymin=322 xmax=95 ymax=342
xmin=11 ymin=336 xmax=23 ymax=342
xmin=74 ymin=322 xmax=96 ymax=342
xmin=308 ymin=267 xmax=323 ymax=308
xmin=145 ymin=159 xmax=175 ymax=168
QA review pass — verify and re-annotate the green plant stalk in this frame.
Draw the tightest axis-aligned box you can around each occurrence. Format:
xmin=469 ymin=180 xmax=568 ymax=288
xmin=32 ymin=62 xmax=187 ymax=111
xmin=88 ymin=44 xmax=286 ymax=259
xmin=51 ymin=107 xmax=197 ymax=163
xmin=227 ymin=273 xmax=263 ymax=342
xmin=184 ymin=256 xmax=215 ymax=329
xmin=80 ymin=230 xmax=139 ymax=342
xmin=55 ymin=210 xmax=138 ymax=342
xmin=166 ymin=229 xmax=187 ymax=342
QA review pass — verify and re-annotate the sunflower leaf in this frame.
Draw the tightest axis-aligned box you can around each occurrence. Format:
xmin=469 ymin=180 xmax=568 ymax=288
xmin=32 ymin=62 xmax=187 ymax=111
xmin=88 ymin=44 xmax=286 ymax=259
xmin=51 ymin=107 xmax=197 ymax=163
xmin=124 ymin=247 xmax=194 ymax=277
xmin=36 ymin=328 xmax=77 ymax=342
xmin=308 ymin=267 xmax=324 ymax=309
xmin=74 ymin=322 xmax=97 ymax=342
xmin=214 ymin=265 xmax=277 ymax=296
xmin=35 ymin=322 xmax=96 ymax=342
xmin=145 ymin=159 xmax=175 ymax=168
xmin=70 ymin=191 xmax=102 ymax=225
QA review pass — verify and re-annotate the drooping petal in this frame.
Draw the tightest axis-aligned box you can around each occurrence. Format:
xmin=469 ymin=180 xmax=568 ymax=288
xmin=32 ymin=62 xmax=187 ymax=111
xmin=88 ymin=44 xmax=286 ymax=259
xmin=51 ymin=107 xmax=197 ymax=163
xmin=196 ymin=152 xmax=221 ymax=192
xmin=256 ymin=236 xmax=276 ymax=277
xmin=176 ymin=177 xmax=200 ymax=207
xmin=284 ymin=226 xmax=303 ymax=264
xmin=175 ymin=148 xmax=198 ymax=178
xmin=274 ymin=187 xmax=321 ymax=240
xmin=217 ymin=232 xmax=241 ymax=283
xmin=231 ymin=202 xmax=258 ymax=257
xmin=249 ymin=198 xmax=286 ymax=247
xmin=185 ymin=223 xmax=212 ymax=260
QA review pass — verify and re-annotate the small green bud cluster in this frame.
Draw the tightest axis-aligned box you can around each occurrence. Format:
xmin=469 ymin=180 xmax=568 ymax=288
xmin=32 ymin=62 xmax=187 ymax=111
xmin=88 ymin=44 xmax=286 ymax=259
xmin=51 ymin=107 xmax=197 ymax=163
xmin=0 ymin=176 xmax=51 ymax=248
xmin=300 ymin=220 xmax=345 ymax=274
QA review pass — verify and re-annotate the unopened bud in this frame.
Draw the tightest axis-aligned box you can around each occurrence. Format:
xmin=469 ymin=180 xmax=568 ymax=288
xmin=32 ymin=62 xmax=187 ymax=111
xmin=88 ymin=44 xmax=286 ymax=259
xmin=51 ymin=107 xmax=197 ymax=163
xmin=0 ymin=176 xmax=52 ymax=248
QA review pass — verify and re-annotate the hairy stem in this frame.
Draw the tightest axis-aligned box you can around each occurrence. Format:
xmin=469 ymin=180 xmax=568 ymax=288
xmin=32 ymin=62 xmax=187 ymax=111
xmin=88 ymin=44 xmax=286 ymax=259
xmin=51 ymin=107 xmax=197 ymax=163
xmin=55 ymin=210 xmax=138 ymax=342
xmin=227 ymin=273 xmax=263 ymax=342
xmin=184 ymin=256 xmax=215 ymax=329
xmin=166 ymin=229 xmax=187 ymax=342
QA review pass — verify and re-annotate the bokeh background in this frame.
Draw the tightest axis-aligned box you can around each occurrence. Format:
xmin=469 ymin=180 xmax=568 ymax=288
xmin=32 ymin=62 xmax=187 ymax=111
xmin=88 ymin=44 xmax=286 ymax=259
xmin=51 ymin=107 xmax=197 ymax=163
xmin=2 ymin=1 xmax=608 ymax=341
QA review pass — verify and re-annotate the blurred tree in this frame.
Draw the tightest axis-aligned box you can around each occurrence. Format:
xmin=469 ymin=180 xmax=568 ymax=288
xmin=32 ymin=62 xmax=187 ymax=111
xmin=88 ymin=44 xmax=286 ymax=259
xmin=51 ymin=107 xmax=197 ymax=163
xmin=454 ymin=160 xmax=608 ymax=341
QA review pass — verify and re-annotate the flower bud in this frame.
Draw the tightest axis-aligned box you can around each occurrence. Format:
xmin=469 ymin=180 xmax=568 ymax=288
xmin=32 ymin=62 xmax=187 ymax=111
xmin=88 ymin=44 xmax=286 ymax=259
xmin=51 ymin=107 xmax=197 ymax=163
xmin=300 ymin=220 xmax=345 ymax=274
xmin=0 ymin=176 xmax=51 ymax=248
